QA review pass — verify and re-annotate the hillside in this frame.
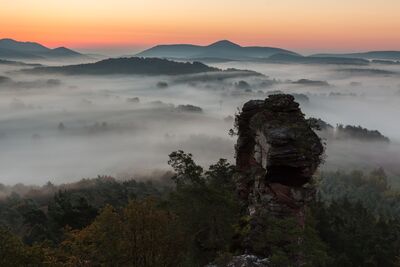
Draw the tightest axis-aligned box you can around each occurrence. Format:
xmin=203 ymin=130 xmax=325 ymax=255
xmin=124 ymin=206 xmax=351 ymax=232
xmin=0 ymin=38 xmax=90 ymax=61
xmin=136 ymin=40 xmax=299 ymax=61
xmin=23 ymin=57 xmax=221 ymax=75
xmin=0 ymin=59 xmax=42 ymax=67
xmin=267 ymin=53 xmax=370 ymax=65
xmin=312 ymin=51 xmax=400 ymax=61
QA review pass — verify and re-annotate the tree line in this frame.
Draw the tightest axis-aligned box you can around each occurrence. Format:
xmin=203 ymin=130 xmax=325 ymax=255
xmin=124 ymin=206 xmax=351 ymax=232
xmin=1 ymin=151 xmax=400 ymax=266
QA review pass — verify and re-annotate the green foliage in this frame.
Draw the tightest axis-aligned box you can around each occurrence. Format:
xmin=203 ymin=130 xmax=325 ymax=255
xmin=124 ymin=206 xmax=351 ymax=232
xmin=56 ymin=199 xmax=185 ymax=266
xmin=1 ymin=153 xmax=400 ymax=266
xmin=312 ymin=199 xmax=400 ymax=267
xmin=168 ymin=150 xmax=204 ymax=187
xmin=0 ymin=176 xmax=170 ymax=246
xmin=249 ymin=214 xmax=301 ymax=266
xmin=0 ymin=226 xmax=44 ymax=266
xmin=315 ymin=169 xmax=400 ymax=266
xmin=59 ymin=204 xmax=123 ymax=265
xmin=302 ymin=213 xmax=331 ymax=267
xmin=318 ymin=168 xmax=400 ymax=218
xmin=48 ymin=190 xmax=98 ymax=230
xmin=247 ymin=212 xmax=330 ymax=267
xmin=206 ymin=159 xmax=236 ymax=190
xmin=168 ymin=151 xmax=240 ymax=266
xmin=2 ymin=157 xmax=230 ymax=266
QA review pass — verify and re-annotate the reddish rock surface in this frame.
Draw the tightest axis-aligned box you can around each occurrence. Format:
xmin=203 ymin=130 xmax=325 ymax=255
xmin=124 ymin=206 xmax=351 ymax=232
xmin=234 ymin=94 xmax=323 ymax=259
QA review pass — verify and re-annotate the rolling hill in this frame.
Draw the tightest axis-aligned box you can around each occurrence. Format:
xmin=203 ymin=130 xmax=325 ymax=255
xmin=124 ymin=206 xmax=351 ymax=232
xmin=0 ymin=59 xmax=42 ymax=67
xmin=136 ymin=40 xmax=299 ymax=61
xmin=267 ymin=53 xmax=370 ymax=65
xmin=22 ymin=57 xmax=220 ymax=75
xmin=0 ymin=38 xmax=91 ymax=61
xmin=311 ymin=51 xmax=400 ymax=61
xmin=22 ymin=57 xmax=265 ymax=77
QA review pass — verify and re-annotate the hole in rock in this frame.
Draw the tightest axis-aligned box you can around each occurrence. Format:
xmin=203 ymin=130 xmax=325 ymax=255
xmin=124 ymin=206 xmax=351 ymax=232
xmin=265 ymin=165 xmax=310 ymax=187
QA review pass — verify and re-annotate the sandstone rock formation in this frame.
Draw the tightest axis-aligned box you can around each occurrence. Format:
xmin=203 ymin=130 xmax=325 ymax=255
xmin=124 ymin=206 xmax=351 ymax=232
xmin=233 ymin=94 xmax=324 ymax=263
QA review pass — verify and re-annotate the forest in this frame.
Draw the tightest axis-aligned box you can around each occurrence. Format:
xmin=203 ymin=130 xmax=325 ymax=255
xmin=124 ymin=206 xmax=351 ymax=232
xmin=1 ymin=151 xmax=400 ymax=267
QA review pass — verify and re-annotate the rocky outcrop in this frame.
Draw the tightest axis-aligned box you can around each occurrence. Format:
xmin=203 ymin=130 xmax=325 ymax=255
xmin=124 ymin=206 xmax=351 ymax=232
xmin=227 ymin=255 xmax=269 ymax=267
xmin=207 ymin=255 xmax=269 ymax=267
xmin=233 ymin=94 xmax=323 ymax=264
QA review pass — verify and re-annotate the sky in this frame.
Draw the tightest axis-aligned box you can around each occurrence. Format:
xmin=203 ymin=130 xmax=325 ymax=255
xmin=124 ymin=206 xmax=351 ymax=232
xmin=1 ymin=0 xmax=400 ymax=55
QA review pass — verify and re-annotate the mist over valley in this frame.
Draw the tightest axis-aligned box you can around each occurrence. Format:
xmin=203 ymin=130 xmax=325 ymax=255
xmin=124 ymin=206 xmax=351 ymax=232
xmin=0 ymin=40 xmax=400 ymax=185
xmin=3 ymin=0 xmax=400 ymax=264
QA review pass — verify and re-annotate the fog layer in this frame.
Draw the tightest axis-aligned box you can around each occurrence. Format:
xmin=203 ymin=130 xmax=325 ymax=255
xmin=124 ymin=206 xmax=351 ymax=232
xmin=1 ymin=60 xmax=400 ymax=184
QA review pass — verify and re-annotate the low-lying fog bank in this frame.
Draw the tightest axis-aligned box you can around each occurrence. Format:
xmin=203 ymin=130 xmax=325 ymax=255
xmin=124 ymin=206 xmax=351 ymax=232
xmin=0 ymin=60 xmax=400 ymax=185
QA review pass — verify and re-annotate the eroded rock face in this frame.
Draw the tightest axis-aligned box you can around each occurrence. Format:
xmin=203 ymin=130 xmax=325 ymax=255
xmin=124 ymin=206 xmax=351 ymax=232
xmin=236 ymin=95 xmax=322 ymax=187
xmin=234 ymin=94 xmax=323 ymax=257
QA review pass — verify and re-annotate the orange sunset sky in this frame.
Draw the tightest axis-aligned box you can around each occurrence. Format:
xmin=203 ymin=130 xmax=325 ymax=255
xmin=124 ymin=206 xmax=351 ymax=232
xmin=1 ymin=0 xmax=399 ymax=54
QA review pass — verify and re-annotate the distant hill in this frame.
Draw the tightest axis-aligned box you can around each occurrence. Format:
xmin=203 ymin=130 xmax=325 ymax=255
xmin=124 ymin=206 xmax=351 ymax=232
xmin=48 ymin=47 xmax=84 ymax=58
xmin=0 ymin=75 xmax=61 ymax=89
xmin=336 ymin=68 xmax=397 ymax=76
xmin=0 ymin=59 xmax=42 ymax=67
xmin=0 ymin=47 xmax=44 ymax=60
xmin=309 ymin=118 xmax=390 ymax=142
xmin=0 ymin=38 xmax=90 ymax=61
xmin=267 ymin=53 xmax=369 ymax=65
xmin=22 ymin=57 xmax=222 ymax=75
xmin=311 ymin=51 xmax=400 ymax=61
xmin=136 ymin=40 xmax=299 ymax=61
xmin=292 ymin=79 xmax=329 ymax=86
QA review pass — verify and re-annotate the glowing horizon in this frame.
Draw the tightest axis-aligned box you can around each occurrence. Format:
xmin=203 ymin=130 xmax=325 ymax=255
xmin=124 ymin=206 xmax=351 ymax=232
xmin=1 ymin=0 xmax=400 ymax=54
